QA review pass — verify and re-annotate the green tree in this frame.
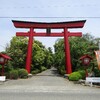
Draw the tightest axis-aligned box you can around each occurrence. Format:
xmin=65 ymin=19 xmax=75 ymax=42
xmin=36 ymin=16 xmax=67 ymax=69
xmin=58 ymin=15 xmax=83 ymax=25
xmin=43 ymin=47 xmax=54 ymax=69
xmin=54 ymin=33 xmax=99 ymax=74
xmin=54 ymin=39 xmax=65 ymax=74
xmin=6 ymin=37 xmax=27 ymax=69
xmin=31 ymin=42 xmax=46 ymax=71
xmin=6 ymin=36 xmax=54 ymax=73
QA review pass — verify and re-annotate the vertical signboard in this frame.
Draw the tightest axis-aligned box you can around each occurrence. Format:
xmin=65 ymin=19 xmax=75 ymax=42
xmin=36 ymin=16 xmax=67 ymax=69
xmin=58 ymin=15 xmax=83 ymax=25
xmin=95 ymin=50 xmax=100 ymax=70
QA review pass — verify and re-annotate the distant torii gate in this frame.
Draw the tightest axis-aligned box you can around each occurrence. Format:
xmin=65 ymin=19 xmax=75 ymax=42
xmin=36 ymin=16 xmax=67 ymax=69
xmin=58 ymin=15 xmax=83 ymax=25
xmin=12 ymin=20 xmax=86 ymax=74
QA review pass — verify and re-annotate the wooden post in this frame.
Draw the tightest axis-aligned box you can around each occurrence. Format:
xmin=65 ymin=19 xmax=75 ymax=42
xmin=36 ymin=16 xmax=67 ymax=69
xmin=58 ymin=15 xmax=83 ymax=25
xmin=64 ymin=28 xmax=72 ymax=74
xmin=25 ymin=28 xmax=34 ymax=73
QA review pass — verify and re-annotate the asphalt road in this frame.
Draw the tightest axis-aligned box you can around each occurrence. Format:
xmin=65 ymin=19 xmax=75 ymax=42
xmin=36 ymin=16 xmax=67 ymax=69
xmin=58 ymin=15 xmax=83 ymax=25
xmin=0 ymin=67 xmax=100 ymax=100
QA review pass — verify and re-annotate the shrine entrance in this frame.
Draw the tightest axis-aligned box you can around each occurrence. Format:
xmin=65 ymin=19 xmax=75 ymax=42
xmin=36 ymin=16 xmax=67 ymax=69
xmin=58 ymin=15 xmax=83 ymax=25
xmin=12 ymin=20 xmax=86 ymax=74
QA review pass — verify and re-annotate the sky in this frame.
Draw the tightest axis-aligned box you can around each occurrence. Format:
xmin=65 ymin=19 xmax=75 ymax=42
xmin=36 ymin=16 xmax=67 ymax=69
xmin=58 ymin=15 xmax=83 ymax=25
xmin=0 ymin=0 xmax=100 ymax=52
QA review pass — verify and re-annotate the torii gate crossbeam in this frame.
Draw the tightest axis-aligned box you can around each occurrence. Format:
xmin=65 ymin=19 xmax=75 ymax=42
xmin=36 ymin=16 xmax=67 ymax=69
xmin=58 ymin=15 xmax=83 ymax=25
xmin=12 ymin=20 xmax=86 ymax=74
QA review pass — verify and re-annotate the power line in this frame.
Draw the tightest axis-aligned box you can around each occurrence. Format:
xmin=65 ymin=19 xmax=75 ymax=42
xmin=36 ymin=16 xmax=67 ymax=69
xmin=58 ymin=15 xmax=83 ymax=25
xmin=0 ymin=4 xmax=99 ymax=9
xmin=0 ymin=16 xmax=100 ymax=19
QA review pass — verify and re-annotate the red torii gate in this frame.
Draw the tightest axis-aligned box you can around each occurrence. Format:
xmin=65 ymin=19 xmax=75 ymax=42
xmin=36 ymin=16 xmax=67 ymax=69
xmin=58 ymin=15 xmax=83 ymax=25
xmin=12 ymin=20 xmax=86 ymax=74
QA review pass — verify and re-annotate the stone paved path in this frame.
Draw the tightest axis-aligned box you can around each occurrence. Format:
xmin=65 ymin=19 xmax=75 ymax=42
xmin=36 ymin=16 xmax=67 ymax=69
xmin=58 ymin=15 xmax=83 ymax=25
xmin=0 ymin=67 xmax=99 ymax=93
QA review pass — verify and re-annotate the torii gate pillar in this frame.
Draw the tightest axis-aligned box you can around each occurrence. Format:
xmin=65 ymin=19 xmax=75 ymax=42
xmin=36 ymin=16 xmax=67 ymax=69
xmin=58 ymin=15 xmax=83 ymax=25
xmin=25 ymin=28 xmax=33 ymax=73
xmin=64 ymin=28 xmax=72 ymax=74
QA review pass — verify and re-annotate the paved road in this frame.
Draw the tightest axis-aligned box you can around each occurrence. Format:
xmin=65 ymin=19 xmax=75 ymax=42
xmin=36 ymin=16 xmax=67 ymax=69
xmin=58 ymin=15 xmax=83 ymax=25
xmin=0 ymin=67 xmax=100 ymax=100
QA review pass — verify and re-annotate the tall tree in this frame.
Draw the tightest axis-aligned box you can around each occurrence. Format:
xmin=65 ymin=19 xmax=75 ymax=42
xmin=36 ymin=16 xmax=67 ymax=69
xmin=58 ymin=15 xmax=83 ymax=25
xmin=54 ymin=33 xmax=99 ymax=74
xmin=6 ymin=36 xmax=54 ymax=72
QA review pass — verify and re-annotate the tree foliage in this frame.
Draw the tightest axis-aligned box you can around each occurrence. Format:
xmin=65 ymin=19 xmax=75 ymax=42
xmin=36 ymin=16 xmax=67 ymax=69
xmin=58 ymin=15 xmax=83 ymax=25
xmin=6 ymin=37 xmax=27 ymax=69
xmin=5 ymin=36 xmax=54 ymax=74
xmin=54 ymin=33 xmax=99 ymax=74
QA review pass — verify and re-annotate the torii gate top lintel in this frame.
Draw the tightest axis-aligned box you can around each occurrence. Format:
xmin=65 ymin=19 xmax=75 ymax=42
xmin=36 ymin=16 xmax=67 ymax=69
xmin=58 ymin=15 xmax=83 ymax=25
xmin=12 ymin=20 xmax=86 ymax=29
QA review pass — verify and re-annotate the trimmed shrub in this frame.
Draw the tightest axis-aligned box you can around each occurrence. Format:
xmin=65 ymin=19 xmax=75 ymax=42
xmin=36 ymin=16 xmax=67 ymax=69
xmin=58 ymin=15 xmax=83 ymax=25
xmin=18 ymin=69 xmax=28 ymax=79
xmin=58 ymin=66 xmax=66 ymax=75
xmin=68 ymin=72 xmax=82 ymax=81
xmin=4 ymin=72 xmax=10 ymax=79
xmin=31 ymin=69 xmax=40 ymax=75
xmin=78 ymin=70 xmax=86 ymax=79
xmin=41 ymin=66 xmax=47 ymax=71
xmin=10 ymin=70 xmax=19 ymax=79
xmin=60 ymin=69 xmax=66 ymax=75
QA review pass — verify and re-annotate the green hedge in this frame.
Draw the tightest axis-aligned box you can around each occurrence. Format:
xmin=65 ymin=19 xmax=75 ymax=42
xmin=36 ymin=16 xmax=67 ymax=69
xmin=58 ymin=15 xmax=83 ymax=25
xmin=18 ymin=69 xmax=28 ymax=79
xmin=41 ymin=66 xmax=47 ymax=71
xmin=68 ymin=72 xmax=82 ymax=81
xmin=10 ymin=70 xmax=19 ymax=79
xmin=31 ymin=69 xmax=40 ymax=75
xmin=78 ymin=70 xmax=86 ymax=79
xmin=9 ymin=69 xmax=28 ymax=79
xmin=4 ymin=72 xmax=10 ymax=79
xmin=58 ymin=66 xmax=66 ymax=75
